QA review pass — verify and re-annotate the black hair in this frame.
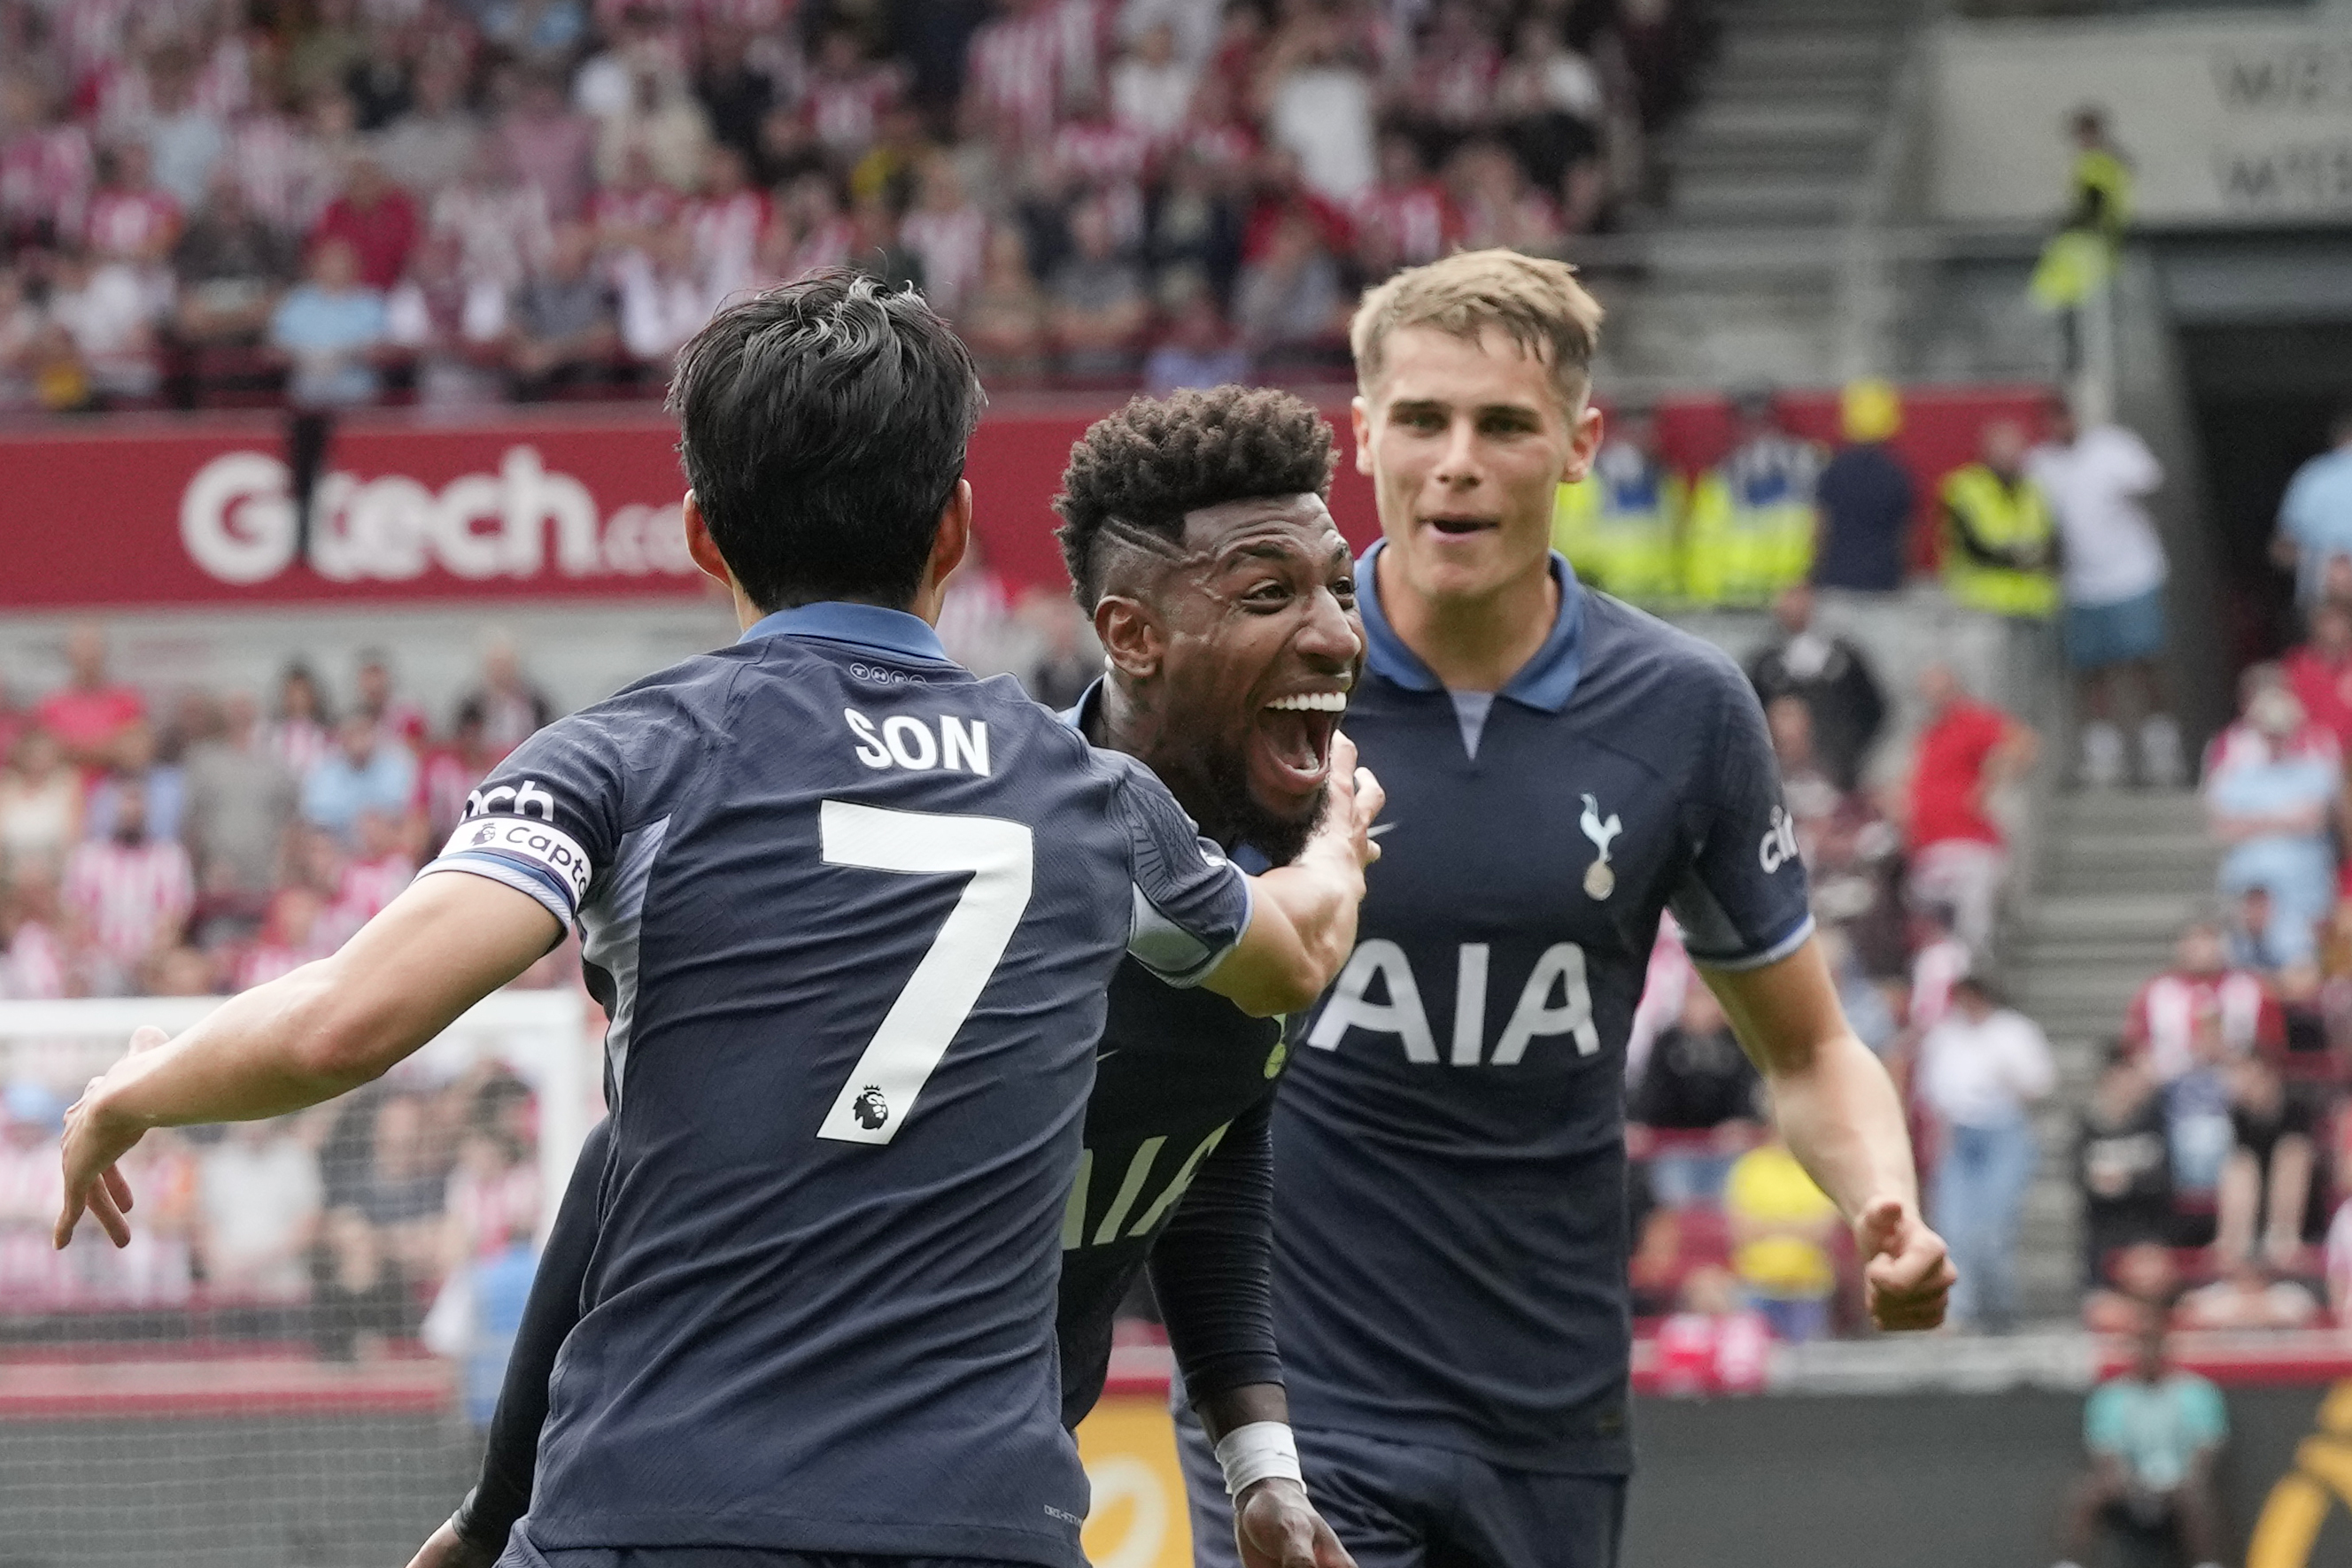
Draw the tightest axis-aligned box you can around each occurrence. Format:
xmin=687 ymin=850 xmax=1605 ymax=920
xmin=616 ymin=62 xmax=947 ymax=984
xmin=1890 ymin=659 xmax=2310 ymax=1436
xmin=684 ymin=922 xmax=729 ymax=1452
xmin=1053 ymin=385 xmax=1337 ymax=612
xmin=667 ymin=270 xmax=985 ymax=613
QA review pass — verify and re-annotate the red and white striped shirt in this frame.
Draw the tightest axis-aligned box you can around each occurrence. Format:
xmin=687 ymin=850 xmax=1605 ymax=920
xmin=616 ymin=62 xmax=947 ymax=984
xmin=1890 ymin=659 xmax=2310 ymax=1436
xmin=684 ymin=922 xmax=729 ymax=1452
xmin=2124 ymin=969 xmax=2283 ymax=1083
xmin=1051 ymin=117 xmax=1149 ymax=188
xmin=967 ymin=7 xmax=1069 ymax=149
xmin=83 ymin=187 xmax=182 ymax=262
xmin=333 ymin=853 xmax=417 ymax=933
xmin=688 ymin=188 xmax=771 ymax=301
xmin=64 ymin=838 xmax=193 ymax=966
xmin=231 ymin=112 xmax=337 ymax=235
xmin=1351 ymin=180 xmax=1458 ymax=267
xmin=589 ymin=182 xmax=683 ymax=247
xmin=803 ymin=64 xmax=903 ymax=156
xmin=447 ymin=1156 xmax=544 ymax=1258
xmin=1 ymin=920 xmax=66 ymax=1000
xmin=0 ymin=123 xmax=94 ymax=241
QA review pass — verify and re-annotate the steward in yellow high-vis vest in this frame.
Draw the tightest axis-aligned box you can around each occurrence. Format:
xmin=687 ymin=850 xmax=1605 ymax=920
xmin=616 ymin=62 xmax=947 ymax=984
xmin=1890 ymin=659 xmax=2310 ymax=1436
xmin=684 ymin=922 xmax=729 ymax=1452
xmin=1684 ymin=399 xmax=1822 ymax=606
xmin=1939 ymin=421 xmax=2061 ymax=618
xmin=1551 ymin=424 xmax=1684 ymax=606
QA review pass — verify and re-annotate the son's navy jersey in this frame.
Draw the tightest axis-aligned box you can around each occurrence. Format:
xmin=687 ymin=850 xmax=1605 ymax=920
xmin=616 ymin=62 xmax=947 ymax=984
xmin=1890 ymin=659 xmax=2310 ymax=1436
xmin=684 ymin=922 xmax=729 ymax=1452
xmin=1269 ymin=547 xmax=1812 ymax=1475
xmin=419 ymin=604 xmax=1251 ymax=1567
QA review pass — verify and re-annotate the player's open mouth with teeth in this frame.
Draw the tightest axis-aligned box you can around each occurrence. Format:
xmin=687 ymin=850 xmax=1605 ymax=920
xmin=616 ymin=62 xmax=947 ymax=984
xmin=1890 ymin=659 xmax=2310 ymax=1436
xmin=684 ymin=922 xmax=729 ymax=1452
xmin=1424 ymin=514 xmax=1499 ymax=539
xmin=1256 ymin=689 xmax=1348 ymax=799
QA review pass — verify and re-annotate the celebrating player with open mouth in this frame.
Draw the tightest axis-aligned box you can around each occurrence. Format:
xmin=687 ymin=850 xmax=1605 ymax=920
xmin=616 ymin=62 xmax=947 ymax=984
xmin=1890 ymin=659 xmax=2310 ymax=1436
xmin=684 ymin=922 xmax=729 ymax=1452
xmin=1178 ymin=251 xmax=1956 ymax=1568
xmin=408 ymin=385 xmax=1375 ymax=1568
xmin=52 ymin=275 xmax=1383 ymax=1568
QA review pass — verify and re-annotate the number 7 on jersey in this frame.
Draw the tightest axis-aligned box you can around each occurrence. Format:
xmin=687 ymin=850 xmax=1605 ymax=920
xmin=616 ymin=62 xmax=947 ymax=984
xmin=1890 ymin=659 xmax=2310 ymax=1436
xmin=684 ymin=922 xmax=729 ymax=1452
xmin=816 ymin=800 xmax=1035 ymax=1145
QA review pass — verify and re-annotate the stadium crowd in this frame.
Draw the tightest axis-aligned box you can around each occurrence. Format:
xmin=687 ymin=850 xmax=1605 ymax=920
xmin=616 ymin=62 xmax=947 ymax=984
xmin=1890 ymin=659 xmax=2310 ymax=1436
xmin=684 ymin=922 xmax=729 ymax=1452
xmin=0 ymin=0 xmax=1709 ymax=412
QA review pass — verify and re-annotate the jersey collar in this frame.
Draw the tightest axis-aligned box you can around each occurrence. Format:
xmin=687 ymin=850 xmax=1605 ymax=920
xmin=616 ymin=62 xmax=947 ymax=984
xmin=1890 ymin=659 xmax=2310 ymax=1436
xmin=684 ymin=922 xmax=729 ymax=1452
xmin=1356 ymin=541 xmax=1586 ymax=712
xmin=738 ymin=601 xmax=950 ymax=663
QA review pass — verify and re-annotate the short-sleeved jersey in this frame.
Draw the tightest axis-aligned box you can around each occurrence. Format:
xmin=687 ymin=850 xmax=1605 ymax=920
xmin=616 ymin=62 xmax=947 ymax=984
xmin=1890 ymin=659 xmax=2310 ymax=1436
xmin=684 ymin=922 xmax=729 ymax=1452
xmin=419 ymin=603 xmax=1251 ymax=1566
xmin=1269 ymin=548 xmax=1812 ymax=1474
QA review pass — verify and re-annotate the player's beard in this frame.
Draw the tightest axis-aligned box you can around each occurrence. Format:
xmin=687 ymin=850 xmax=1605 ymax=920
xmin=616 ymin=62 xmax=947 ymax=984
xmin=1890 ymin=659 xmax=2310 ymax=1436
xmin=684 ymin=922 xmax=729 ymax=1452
xmin=1196 ymin=741 xmax=1325 ymax=868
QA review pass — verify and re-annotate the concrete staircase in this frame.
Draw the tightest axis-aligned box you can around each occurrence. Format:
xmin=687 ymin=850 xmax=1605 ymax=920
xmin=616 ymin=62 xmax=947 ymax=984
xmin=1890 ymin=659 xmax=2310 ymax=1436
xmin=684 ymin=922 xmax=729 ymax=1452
xmin=2008 ymin=789 xmax=2219 ymax=1318
xmin=1596 ymin=0 xmax=1921 ymax=386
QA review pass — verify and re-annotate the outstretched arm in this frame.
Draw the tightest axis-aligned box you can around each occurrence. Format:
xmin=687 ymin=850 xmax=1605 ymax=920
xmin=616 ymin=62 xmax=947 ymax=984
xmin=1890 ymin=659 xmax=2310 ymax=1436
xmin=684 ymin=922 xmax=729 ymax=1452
xmin=1203 ymin=734 xmax=1383 ymax=1017
xmin=57 ymin=873 xmax=557 ymax=1248
xmin=1703 ymin=935 xmax=1954 ymax=1331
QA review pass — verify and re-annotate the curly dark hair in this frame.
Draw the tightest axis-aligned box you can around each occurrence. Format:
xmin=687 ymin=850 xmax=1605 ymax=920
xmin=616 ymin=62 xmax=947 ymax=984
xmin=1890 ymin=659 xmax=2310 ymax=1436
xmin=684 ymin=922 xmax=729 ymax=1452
xmin=1053 ymin=386 xmax=1338 ymax=611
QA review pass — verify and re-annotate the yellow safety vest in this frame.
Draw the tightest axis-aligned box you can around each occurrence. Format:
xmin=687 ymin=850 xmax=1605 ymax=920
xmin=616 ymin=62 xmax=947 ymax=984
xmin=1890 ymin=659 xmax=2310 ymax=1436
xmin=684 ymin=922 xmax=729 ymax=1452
xmin=1939 ymin=464 xmax=2061 ymax=619
xmin=1551 ymin=452 xmax=1684 ymax=606
xmin=1683 ymin=439 xmax=1818 ymax=607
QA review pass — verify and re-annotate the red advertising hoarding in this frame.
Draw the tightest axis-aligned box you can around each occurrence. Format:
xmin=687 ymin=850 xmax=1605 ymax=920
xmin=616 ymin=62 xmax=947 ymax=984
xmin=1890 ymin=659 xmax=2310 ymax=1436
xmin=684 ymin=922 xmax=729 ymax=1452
xmin=0 ymin=385 xmax=2045 ymax=610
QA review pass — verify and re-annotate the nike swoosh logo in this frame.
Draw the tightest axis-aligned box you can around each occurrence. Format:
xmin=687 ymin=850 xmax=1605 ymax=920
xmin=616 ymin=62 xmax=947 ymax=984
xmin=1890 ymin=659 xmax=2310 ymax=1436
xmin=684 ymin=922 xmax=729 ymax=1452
xmin=1368 ymin=823 xmax=1398 ymax=838
xmin=1095 ymin=1050 xmax=1118 ymax=1062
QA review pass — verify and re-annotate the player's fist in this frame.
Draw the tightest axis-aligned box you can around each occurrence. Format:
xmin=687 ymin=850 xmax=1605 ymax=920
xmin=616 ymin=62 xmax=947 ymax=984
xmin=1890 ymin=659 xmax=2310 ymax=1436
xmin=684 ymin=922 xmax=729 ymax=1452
xmin=1855 ymin=1195 xmax=1954 ymax=1332
xmin=1234 ymin=1477 xmax=1356 ymax=1568
xmin=405 ymin=1519 xmax=499 ymax=1568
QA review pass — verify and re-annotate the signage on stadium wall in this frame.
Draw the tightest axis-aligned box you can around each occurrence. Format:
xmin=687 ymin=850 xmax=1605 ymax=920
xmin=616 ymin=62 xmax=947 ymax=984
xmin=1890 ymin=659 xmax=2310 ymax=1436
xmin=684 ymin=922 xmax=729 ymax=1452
xmin=1930 ymin=15 xmax=2352 ymax=225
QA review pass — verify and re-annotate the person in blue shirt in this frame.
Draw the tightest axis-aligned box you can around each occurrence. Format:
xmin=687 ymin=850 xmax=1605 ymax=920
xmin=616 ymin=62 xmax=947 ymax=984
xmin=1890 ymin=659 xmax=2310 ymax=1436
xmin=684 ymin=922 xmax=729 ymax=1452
xmin=268 ymin=236 xmax=391 ymax=407
xmin=1179 ymin=249 xmax=1955 ymax=1568
xmin=53 ymin=274 xmax=1381 ymax=1568
xmin=2273 ymin=405 xmax=2352 ymax=606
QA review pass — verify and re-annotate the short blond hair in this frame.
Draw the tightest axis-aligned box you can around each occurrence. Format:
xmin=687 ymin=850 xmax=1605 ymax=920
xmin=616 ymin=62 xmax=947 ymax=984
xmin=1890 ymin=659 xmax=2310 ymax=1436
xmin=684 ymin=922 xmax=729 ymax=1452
xmin=1350 ymin=250 xmax=1605 ymax=411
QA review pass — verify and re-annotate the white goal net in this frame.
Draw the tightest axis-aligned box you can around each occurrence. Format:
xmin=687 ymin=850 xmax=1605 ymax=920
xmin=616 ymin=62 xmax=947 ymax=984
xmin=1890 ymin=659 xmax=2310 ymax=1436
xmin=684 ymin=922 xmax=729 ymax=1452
xmin=0 ymin=988 xmax=601 ymax=1568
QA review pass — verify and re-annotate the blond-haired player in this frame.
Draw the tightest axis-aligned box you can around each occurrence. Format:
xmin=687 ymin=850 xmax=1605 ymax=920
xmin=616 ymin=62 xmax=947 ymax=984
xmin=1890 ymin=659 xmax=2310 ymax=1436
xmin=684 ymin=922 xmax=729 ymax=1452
xmin=1178 ymin=251 xmax=1954 ymax=1568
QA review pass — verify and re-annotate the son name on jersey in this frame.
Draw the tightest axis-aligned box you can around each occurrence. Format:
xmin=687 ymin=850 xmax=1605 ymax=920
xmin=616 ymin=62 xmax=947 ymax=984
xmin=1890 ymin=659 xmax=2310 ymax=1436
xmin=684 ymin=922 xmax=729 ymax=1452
xmin=845 ymin=706 xmax=992 ymax=775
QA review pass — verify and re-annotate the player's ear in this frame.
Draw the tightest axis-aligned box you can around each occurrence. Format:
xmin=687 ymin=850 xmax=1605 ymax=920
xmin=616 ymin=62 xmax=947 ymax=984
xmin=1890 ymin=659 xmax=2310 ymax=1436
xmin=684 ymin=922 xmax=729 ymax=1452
xmin=1560 ymin=401 xmax=1604 ymax=485
xmin=682 ymin=491 xmax=734 ymax=590
xmin=1350 ymin=397 xmax=1373 ymax=476
xmin=1094 ymin=593 xmax=1164 ymax=682
xmin=925 ymin=478 xmax=974 ymax=592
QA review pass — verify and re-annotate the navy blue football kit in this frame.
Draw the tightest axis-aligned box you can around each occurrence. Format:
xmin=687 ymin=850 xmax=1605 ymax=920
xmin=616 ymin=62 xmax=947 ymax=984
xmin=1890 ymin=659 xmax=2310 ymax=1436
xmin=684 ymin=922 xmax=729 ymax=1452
xmin=1181 ymin=547 xmax=1814 ymax=1568
xmin=419 ymin=604 xmax=1254 ymax=1568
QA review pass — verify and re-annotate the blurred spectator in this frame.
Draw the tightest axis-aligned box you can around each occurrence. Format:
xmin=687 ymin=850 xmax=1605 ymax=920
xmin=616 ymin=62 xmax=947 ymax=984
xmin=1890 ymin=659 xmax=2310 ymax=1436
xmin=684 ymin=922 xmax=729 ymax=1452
xmin=1257 ymin=9 xmax=1376 ymax=203
xmin=0 ymin=1083 xmax=70 ymax=1304
xmin=846 ymin=194 xmax=925 ymax=292
xmin=588 ymin=143 xmax=685 ymax=258
xmin=196 ymin=1116 xmax=321 ymax=1302
xmin=424 ymin=1215 xmax=540 ymax=1429
xmin=459 ymin=638 xmax=558 ymax=761
xmin=1401 ymin=0 xmax=1502 ymax=158
xmin=329 ymin=808 xmax=418 ymax=934
xmin=1048 ymin=198 xmax=1148 ymax=377
xmin=2076 ymin=1041 xmax=2173 ymax=1286
xmin=265 ymin=662 xmax=334 ymax=778
xmin=2216 ymin=1051 xmax=2317 ymax=1270
xmin=1918 ymin=973 xmax=2055 ymax=1333
xmin=2177 ymin=1257 xmax=2317 ymax=1330
xmin=805 ymin=23 xmax=906 ymax=164
xmin=1768 ymin=700 xmax=1903 ymax=961
xmin=1494 ymin=18 xmax=1607 ymax=233
xmin=443 ymin=1073 xmax=541 ymax=1270
xmin=1722 ymin=1133 xmax=1840 ymax=1342
xmin=1745 ymin=584 xmax=1886 ymax=792
xmin=387 ymin=228 xmax=514 ymax=406
xmin=1685 ymin=389 xmax=1822 ymax=609
xmin=1232 ymin=209 xmax=1345 ymax=364
xmin=2204 ymin=668 xmax=2339 ymax=966
xmin=37 ymin=623 xmax=143 ymax=770
xmin=694 ymin=21 xmax=781 ymax=166
xmin=2282 ymin=596 xmax=2352 ymax=753
xmin=172 ymin=165 xmax=298 ymax=346
xmin=1017 ymin=589 xmax=1104 ymax=711
xmin=508 ymin=220 xmax=620 ymax=397
xmin=1551 ymin=406 xmax=1680 ymax=607
xmin=0 ymin=71 xmax=94 ymax=252
xmin=596 ymin=68 xmax=712 ymax=198
xmin=84 ymin=140 xmax=182 ymax=267
xmin=900 ymin=154 xmax=990 ymax=317
xmin=2030 ymin=399 xmax=2178 ymax=789
xmin=1940 ymin=417 xmax=2060 ymax=622
xmin=1350 ymin=133 xmax=1457 ymax=278
xmin=2123 ymin=916 xmax=2281 ymax=1087
xmin=234 ymin=884 xmax=334 ymax=992
xmin=1110 ymin=23 xmax=1196 ymax=145
xmin=963 ymin=0 xmax=1086 ymax=154
xmin=228 ymin=70 xmax=338 ymax=238
xmin=44 ymin=245 xmax=166 ymax=403
xmin=2272 ymin=404 xmax=2352 ymax=606
xmin=1143 ymin=146 xmax=1245 ymax=305
xmin=1811 ymin=379 xmax=1915 ymax=595
xmin=429 ymin=140 xmax=553 ymax=302
xmin=500 ymin=68 xmax=597 ymax=221
xmin=269 ymin=236 xmax=390 ymax=406
xmin=62 ymin=777 xmax=195 ymax=992
xmin=0 ymin=727 xmax=81 ymax=882
xmin=1629 ymin=984 xmax=1762 ymax=1207
xmin=0 ymin=876 xmax=68 ymax=1000
xmin=612 ymin=226 xmax=709 ymax=370
xmin=1904 ymin=663 xmax=2037 ymax=957
xmin=301 ymin=714 xmax=418 ymax=846
xmin=935 ymin=537 xmax=1018 ymax=675
xmin=2325 ymin=1185 xmax=2352 ymax=1320
xmin=346 ymin=1091 xmax=445 ymax=1284
xmin=308 ymin=150 xmax=420 ymax=292
xmin=687 ymin=143 xmax=770 ymax=304
xmin=2054 ymin=1304 xmax=2227 ymax=1568
xmin=2165 ymin=1017 xmax=2236 ymax=1204
xmin=353 ymin=653 xmax=428 ymax=752
xmin=313 ymin=1203 xmax=416 ymax=1361
xmin=1650 ymin=1266 xmax=1771 ymax=1398
xmin=182 ymin=691 xmax=297 ymax=916
xmin=1143 ymin=282 xmax=1249 ymax=393
xmin=143 ymin=45 xmax=228 ymax=212
xmin=84 ymin=718 xmax=186 ymax=845
xmin=1444 ymin=139 xmax=1561 ymax=255
xmin=375 ymin=50 xmax=479 ymax=199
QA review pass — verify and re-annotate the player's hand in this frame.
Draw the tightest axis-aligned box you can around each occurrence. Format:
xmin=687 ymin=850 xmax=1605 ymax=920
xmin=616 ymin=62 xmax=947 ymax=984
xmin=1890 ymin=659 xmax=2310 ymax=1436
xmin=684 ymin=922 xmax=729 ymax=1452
xmin=1319 ymin=731 xmax=1385 ymax=872
xmin=1234 ymin=1477 xmax=1355 ymax=1568
xmin=52 ymin=1025 xmax=170 ymax=1250
xmin=405 ymin=1518 xmax=499 ymax=1568
xmin=1855 ymin=1195 xmax=1954 ymax=1332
